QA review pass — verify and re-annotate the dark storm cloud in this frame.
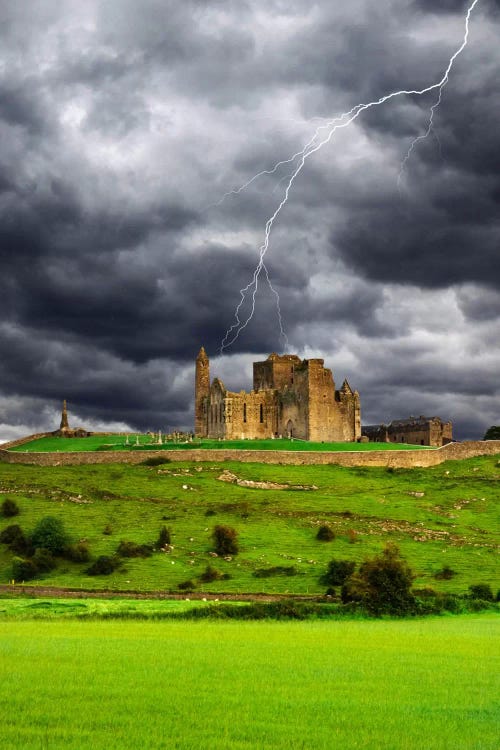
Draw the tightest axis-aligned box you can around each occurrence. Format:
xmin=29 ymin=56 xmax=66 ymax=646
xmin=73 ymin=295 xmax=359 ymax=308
xmin=0 ymin=0 xmax=499 ymax=439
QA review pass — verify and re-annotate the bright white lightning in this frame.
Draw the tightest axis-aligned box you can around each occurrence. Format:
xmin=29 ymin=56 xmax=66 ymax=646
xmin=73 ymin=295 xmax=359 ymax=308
xmin=219 ymin=0 xmax=480 ymax=353
xmin=398 ymin=0 xmax=478 ymax=188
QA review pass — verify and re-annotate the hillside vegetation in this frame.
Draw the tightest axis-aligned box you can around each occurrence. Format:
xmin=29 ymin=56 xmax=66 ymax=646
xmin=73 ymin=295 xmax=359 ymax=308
xmin=0 ymin=455 xmax=498 ymax=595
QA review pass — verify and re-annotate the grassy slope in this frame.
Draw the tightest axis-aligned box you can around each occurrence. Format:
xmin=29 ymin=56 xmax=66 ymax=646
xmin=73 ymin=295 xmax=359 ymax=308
xmin=0 ymin=615 xmax=498 ymax=749
xmin=0 ymin=454 xmax=498 ymax=594
xmin=9 ymin=435 xmax=431 ymax=452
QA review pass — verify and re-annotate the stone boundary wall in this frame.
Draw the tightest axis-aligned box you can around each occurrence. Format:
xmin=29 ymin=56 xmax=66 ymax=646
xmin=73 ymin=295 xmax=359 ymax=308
xmin=1 ymin=439 xmax=499 ymax=468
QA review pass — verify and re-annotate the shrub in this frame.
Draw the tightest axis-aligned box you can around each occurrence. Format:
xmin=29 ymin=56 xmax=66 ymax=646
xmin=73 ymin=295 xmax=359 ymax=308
xmin=1 ymin=498 xmax=19 ymax=518
xmin=103 ymin=524 xmax=113 ymax=535
xmin=142 ymin=456 xmax=171 ymax=466
xmin=316 ymin=525 xmax=335 ymax=542
xmin=212 ymin=525 xmax=239 ymax=556
xmin=178 ymin=579 xmax=196 ymax=591
xmin=199 ymin=564 xmax=224 ymax=583
xmin=320 ymin=559 xmax=356 ymax=587
xmin=0 ymin=524 xmax=28 ymax=554
xmin=33 ymin=547 xmax=57 ymax=573
xmin=341 ymin=544 xmax=416 ymax=615
xmin=468 ymin=583 xmax=494 ymax=601
xmin=205 ymin=509 xmax=216 ymax=517
xmin=157 ymin=526 xmax=171 ymax=547
xmin=12 ymin=556 xmax=38 ymax=581
xmin=347 ymin=529 xmax=358 ymax=544
xmin=31 ymin=516 xmax=68 ymax=555
xmin=86 ymin=555 xmax=119 ymax=576
xmin=253 ymin=565 xmax=298 ymax=578
xmin=434 ymin=565 xmax=457 ymax=580
xmin=64 ymin=542 xmax=91 ymax=563
xmin=116 ymin=540 xmax=153 ymax=558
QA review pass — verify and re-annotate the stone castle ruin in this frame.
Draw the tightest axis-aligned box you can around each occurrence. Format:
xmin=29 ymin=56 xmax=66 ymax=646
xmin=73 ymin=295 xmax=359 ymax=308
xmin=362 ymin=416 xmax=452 ymax=447
xmin=195 ymin=347 xmax=361 ymax=441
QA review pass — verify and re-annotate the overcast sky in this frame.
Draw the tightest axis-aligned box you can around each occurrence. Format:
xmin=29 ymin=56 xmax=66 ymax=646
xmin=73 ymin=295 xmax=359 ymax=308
xmin=0 ymin=0 xmax=499 ymax=441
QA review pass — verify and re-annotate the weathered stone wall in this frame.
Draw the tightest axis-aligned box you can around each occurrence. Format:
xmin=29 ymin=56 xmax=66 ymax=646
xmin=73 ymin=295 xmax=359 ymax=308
xmin=1 ymin=440 xmax=499 ymax=468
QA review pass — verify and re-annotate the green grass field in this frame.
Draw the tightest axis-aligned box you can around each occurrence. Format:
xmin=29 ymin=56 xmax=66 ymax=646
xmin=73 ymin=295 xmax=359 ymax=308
xmin=9 ymin=435 xmax=432 ymax=452
xmin=0 ymin=614 xmax=498 ymax=749
xmin=0 ymin=454 xmax=498 ymax=594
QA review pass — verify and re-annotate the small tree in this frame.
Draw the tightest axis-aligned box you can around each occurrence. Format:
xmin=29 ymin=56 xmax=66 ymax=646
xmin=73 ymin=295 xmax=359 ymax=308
xmin=33 ymin=548 xmax=57 ymax=573
xmin=12 ymin=556 xmax=38 ymax=581
xmin=342 ymin=544 xmax=415 ymax=615
xmin=0 ymin=524 xmax=28 ymax=554
xmin=1 ymin=499 xmax=19 ymax=518
xmin=316 ymin=525 xmax=335 ymax=542
xmin=483 ymin=426 xmax=500 ymax=440
xmin=64 ymin=542 xmax=91 ymax=563
xmin=212 ymin=525 xmax=239 ymax=556
xmin=468 ymin=584 xmax=494 ymax=601
xmin=31 ymin=516 xmax=68 ymax=555
xmin=320 ymin=559 xmax=356 ymax=587
xmin=158 ymin=526 xmax=171 ymax=547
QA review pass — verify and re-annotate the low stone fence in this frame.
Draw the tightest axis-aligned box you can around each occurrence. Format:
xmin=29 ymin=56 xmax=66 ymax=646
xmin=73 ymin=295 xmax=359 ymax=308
xmin=1 ymin=439 xmax=499 ymax=468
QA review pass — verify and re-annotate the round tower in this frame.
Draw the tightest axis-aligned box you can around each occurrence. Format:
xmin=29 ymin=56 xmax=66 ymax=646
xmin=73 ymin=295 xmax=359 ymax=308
xmin=60 ymin=399 xmax=69 ymax=431
xmin=195 ymin=347 xmax=210 ymax=437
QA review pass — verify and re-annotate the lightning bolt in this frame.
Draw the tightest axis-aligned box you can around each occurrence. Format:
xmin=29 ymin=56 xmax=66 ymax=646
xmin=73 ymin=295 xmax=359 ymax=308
xmin=398 ymin=0 xmax=478 ymax=188
xmin=219 ymin=0 xmax=480 ymax=353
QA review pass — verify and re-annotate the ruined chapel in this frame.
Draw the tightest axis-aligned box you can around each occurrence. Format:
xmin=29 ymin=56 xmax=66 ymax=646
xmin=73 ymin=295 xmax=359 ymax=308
xmin=195 ymin=348 xmax=361 ymax=441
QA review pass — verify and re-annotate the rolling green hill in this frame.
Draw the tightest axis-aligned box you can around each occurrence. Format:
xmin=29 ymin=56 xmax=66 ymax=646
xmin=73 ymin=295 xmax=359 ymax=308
xmin=0 ymin=454 xmax=498 ymax=594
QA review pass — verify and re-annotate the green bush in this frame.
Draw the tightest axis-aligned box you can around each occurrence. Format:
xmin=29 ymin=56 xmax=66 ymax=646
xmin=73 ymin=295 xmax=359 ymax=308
xmin=434 ymin=565 xmax=456 ymax=580
xmin=0 ymin=524 xmax=28 ymax=554
xmin=341 ymin=544 xmax=416 ymax=615
xmin=178 ymin=579 xmax=196 ymax=591
xmin=157 ymin=526 xmax=171 ymax=547
xmin=199 ymin=564 xmax=224 ymax=583
xmin=320 ymin=559 xmax=356 ymax=586
xmin=212 ymin=525 xmax=239 ymax=556
xmin=33 ymin=547 xmax=57 ymax=573
xmin=116 ymin=540 xmax=153 ymax=558
xmin=86 ymin=555 xmax=119 ymax=576
xmin=64 ymin=542 xmax=91 ymax=563
xmin=316 ymin=525 xmax=335 ymax=542
xmin=31 ymin=516 xmax=68 ymax=555
xmin=103 ymin=524 xmax=113 ymax=536
xmin=12 ymin=556 xmax=38 ymax=581
xmin=468 ymin=583 xmax=494 ymax=601
xmin=1 ymin=498 xmax=19 ymax=518
xmin=141 ymin=456 xmax=172 ymax=466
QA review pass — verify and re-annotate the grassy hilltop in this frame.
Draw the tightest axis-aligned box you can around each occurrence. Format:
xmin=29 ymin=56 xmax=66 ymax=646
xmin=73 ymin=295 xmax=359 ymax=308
xmin=0 ymin=453 xmax=498 ymax=595
xmin=9 ymin=435 xmax=431 ymax=452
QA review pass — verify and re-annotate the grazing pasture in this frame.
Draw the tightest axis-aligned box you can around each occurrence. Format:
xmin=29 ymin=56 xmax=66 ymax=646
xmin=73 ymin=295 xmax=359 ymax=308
xmin=0 ymin=456 xmax=498 ymax=594
xmin=0 ymin=614 xmax=498 ymax=749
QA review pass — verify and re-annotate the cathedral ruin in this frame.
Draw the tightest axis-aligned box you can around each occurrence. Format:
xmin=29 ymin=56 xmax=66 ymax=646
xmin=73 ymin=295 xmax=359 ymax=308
xmin=195 ymin=347 xmax=361 ymax=441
